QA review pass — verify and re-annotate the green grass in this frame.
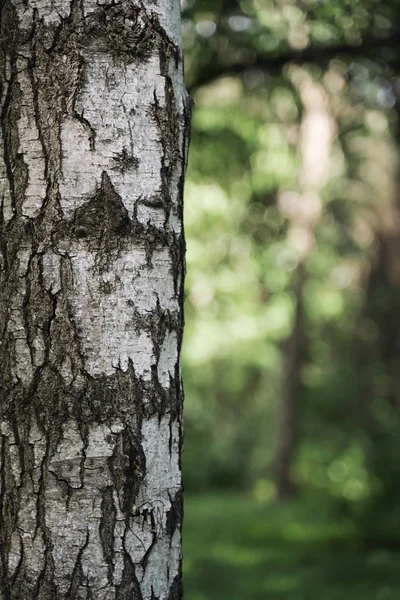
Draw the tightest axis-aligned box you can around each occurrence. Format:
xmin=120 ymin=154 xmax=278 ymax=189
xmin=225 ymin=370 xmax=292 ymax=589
xmin=183 ymin=494 xmax=400 ymax=600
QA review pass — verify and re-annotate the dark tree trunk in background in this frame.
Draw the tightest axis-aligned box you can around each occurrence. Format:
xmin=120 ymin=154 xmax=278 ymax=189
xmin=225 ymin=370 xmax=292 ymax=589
xmin=355 ymin=129 xmax=400 ymax=506
xmin=276 ymin=264 xmax=305 ymax=499
xmin=0 ymin=0 xmax=190 ymax=597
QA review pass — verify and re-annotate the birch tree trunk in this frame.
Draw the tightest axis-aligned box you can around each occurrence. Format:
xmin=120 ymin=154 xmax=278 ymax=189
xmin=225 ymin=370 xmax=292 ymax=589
xmin=0 ymin=1 xmax=190 ymax=597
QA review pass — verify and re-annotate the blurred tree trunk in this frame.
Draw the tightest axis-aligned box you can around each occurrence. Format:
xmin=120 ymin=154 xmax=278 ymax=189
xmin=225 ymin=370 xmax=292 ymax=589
xmin=355 ymin=130 xmax=400 ymax=506
xmin=276 ymin=74 xmax=335 ymax=499
xmin=275 ymin=263 xmax=305 ymax=499
xmin=0 ymin=1 xmax=189 ymax=597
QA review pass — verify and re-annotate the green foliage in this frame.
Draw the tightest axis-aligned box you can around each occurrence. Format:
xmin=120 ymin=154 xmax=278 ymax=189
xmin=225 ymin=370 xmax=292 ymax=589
xmin=184 ymin=493 xmax=400 ymax=600
xmin=182 ymin=0 xmax=400 ymax=526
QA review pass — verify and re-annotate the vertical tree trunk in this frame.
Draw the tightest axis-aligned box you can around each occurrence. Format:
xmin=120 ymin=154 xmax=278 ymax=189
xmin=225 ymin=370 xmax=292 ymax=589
xmin=0 ymin=1 xmax=190 ymax=598
xmin=355 ymin=130 xmax=400 ymax=508
xmin=276 ymin=74 xmax=334 ymax=499
xmin=275 ymin=263 xmax=305 ymax=499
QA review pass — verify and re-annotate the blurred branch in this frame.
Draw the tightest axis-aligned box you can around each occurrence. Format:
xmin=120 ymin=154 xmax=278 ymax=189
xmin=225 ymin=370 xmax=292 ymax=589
xmin=188 ymin=33 xmax=400 ymax=92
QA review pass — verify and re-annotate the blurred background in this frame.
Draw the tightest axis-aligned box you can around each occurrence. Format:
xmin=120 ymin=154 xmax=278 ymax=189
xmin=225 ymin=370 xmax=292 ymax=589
xmin=180 ymin=1 xmax=400 ymax=598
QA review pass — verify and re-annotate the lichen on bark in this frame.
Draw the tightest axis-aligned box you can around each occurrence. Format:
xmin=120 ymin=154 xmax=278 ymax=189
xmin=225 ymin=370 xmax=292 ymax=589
xmin=0 ymin=0 xmax=189 ymax=598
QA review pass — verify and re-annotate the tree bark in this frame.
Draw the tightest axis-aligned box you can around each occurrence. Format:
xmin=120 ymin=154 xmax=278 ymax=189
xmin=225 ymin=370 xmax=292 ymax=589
xmin=0 ymin=1 xmax=190 ymax=598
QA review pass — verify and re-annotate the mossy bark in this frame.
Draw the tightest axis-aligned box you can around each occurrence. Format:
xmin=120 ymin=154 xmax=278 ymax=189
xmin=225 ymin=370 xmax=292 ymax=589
xmin=0 ymin=1 xmax=189 ymax=597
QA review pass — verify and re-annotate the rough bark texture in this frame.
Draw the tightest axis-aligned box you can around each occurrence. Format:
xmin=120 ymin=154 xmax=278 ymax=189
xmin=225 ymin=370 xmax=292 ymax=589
xmin=0 ymin=1 xmax=190 ymax=598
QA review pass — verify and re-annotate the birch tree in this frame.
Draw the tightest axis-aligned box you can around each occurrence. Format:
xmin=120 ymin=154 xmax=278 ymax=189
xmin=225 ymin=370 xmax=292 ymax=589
xmin=0 ymin=0 xmax=190 ymax=597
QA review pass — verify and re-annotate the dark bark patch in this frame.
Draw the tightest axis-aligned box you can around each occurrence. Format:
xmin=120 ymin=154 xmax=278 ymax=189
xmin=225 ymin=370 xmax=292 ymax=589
xmin=122 ymin=431 xmax=146 ymax=515
xmin=83 ymin=365 xmax=143 ymax=423
xmin=0 ymin=70 xmax=29 ymax=218
xmin=138 ymin=195 xmax=164 ymax=209
xmin=100 ymin=486 xmax=116 ymax=584
xmin=29 ymin=365 xmax=69 ymax=429
xmin=0 ymin=434 xmax=20 ymax=589
xmin=86 ymin=2 xmax=157 ymax=62
xmin=116 ymin=554 xmax=143 ymax=600
xmin=168 ymin=575 xmax=183 ymax=600
xmin=0 ymin=1 xmax=19 ymax=51
xmin=109 ymin=429 xmax=145 ymax=517
xmin=111 ymin=148 xmax=139 ymax=173
xmin=65 ymin=531 xmax=89 ymax=600
xmin=72 ymin=172 xmax=131 ymax=240
xmin=165 ymin=489 xmax=183 ymax=539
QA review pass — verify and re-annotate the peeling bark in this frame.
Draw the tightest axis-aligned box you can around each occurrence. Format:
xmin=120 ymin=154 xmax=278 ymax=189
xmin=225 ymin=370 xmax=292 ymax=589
xmin=0 ymin=0 xmax=189 ymax=597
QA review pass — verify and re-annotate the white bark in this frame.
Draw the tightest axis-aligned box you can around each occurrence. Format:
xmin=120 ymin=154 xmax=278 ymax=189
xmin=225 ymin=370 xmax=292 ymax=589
xmin=0 ymin=1 xmax=189 ymax=598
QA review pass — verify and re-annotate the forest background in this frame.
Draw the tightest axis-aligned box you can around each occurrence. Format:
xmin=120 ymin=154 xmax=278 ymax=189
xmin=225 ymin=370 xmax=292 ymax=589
xmin=181 ymin=1 xmax=400 ymax=599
